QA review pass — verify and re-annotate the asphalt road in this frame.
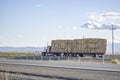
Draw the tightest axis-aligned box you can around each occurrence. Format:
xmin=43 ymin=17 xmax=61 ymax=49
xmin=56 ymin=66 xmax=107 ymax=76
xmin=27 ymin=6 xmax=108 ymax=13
xmin=0 ymin=59 xmax=120 ymax=72
xmin=0 ymin=63 xmax=120 ymax=80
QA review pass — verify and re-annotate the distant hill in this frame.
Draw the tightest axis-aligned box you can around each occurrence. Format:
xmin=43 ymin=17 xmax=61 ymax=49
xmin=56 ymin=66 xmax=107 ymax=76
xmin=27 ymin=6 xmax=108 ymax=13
xmin=0 ymin=43 xmax=119 ymax=52
xmin=0 ymin=47 xmax=45 ymax=52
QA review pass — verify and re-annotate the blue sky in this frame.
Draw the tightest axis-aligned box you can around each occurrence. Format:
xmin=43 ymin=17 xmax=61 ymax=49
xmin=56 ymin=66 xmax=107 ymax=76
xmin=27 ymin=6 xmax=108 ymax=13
xmin=0 ymin=0 xmax=120 ymax=48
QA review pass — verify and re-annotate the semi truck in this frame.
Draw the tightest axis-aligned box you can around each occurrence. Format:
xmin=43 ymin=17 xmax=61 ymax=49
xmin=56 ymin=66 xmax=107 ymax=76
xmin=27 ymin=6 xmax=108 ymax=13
xmin=42 ymin=38 xmax=107 ymax=57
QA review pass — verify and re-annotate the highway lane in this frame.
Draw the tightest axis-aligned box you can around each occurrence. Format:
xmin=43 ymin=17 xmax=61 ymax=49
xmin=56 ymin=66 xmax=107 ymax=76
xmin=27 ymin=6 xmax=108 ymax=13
xmin=0 ymin=59 xmax=120 ymax=72
xmin=0 ymin=63 xmax=120 ymax=80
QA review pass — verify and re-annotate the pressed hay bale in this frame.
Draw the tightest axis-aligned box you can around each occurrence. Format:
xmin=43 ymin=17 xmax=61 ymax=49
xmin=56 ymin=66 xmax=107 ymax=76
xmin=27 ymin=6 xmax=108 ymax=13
xmin=51 ymin=38 xmax=107 ymax=54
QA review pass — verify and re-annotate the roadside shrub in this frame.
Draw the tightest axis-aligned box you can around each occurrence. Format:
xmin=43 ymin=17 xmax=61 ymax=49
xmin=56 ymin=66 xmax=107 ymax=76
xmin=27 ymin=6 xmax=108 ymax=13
xmin=111 ymin=58 xmax=120 ymax=64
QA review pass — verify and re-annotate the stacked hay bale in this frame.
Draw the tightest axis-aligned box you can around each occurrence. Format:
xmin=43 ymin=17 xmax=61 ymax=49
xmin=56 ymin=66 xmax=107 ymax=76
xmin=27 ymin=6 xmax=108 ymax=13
xmin=51 ymin=40 xmax=73 ymax=53
xmin=51 ymin=38 xmax=107 ymax=54
xmin=73 ymin=39 xmax=83 ymax=53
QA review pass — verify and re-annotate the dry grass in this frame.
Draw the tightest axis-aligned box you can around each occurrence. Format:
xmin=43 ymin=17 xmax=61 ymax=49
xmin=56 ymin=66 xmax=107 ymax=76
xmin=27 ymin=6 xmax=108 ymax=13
xmin=0 ymin=72 xmax=59 ymax=80
xmin=0 ymin=72 xmax=10 ymax=80
xmin=0 ymin=52 xmax=41 ymax=57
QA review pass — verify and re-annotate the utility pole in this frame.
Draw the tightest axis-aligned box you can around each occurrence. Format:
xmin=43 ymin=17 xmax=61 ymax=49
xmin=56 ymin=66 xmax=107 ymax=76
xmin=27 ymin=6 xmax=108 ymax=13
xmin=47 ymin=41 xmax=49 ymax=53
xmin=112 ymin=24 xmax=114 ymax=55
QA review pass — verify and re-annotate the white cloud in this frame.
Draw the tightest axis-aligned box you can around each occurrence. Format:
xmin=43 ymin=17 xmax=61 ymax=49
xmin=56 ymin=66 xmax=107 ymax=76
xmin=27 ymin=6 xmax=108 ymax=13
xmin=88 ymin=12 xmax=120 ymax=21
xmin=101 ymin=23 xmax=120 ymax=30
xmin=102 ymin=12 xmax=120 ymax=19
xmin=81 ymin=22 xmax=120 ymax=30
xmin=72 ymin=26 xmax=78 ymax=30
xmin=81 ymin=22 xmax=102 ymax=29
xmin=88 ymin=15 xmax=104 ymax=21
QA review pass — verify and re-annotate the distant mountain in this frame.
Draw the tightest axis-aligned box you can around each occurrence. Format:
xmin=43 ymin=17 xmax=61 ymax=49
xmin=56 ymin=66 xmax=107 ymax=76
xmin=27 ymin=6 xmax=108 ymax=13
xmin=0 ymin=43 xmax=119 ymax=52
xmin=0 ymin=47 xmax=45 ymax=52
